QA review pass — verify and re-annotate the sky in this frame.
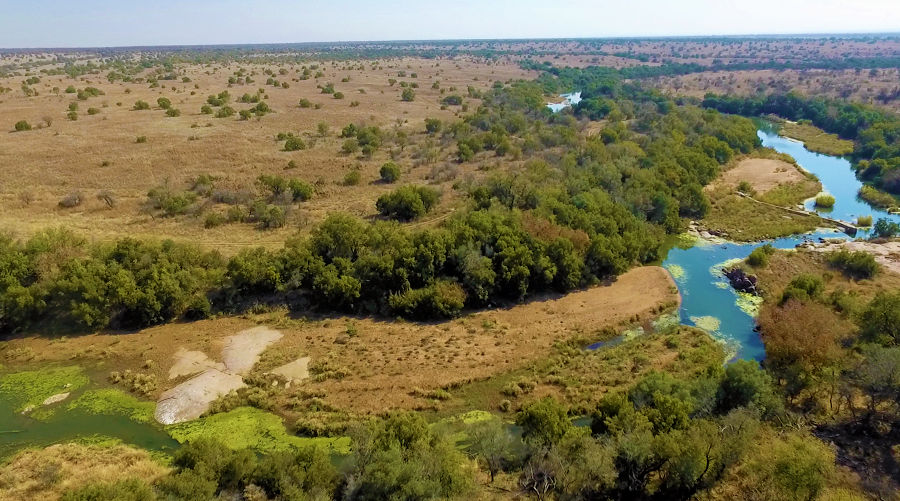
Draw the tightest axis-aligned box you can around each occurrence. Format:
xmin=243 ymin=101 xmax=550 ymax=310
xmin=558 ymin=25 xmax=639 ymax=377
xmin=1 ymin=0 xmax=899 ymax=48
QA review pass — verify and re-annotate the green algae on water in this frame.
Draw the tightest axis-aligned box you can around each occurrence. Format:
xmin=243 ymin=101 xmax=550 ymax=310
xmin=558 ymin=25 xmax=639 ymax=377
xmin=167 ymin=406 xmax=351 ymax=455
xmin=0 ymin=366 xmax=89 ymax=412
xmin=736 ymin=292 xmax=764 ymax=317
xmin=664 ymin=264 xmax=686 ymax=281
xmin=68 ymin=389 xmax=156 ymax=424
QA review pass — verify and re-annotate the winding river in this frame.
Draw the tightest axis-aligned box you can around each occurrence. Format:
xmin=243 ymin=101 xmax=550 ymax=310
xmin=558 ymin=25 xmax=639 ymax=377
xmin=662 ymin=124 xmax=899 ymax=361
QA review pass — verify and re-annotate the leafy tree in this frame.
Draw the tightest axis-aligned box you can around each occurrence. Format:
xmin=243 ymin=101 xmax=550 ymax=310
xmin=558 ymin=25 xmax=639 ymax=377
xmin=516 ymin=397 xmax=573 ymax=448
xmin=859 ymin=292 xmax=900 ymax=345
xmin=376 ymin=186 xmax=439 ymax=221
xmin=467 ymin=418 xmax=518 ymax=482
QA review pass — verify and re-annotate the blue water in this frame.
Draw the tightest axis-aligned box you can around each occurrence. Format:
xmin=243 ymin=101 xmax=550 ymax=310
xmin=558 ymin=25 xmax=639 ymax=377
xmin=662 ymin=230 xmax=841 ymax=361
xmin=658 ymin=126 xmax=900 ymax=361
xmin=757 ymin=129 xmax=900 ymax=234
xmin=547 ymin=92 xmax=582 ymax=112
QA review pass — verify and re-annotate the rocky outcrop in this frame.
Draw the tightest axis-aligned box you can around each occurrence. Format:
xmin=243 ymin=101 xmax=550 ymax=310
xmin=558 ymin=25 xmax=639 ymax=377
xmin=723 ymin=267 xmax=759 ymax=295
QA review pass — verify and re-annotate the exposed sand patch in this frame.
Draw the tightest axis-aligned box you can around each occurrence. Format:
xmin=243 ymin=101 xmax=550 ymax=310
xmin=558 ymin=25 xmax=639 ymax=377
xmin=811 ymin=239 xmax=900 ymax=275
xmin=155 ymin=325 xmax=284 ymax=424
xmin=270 ymin=357 xmax=310 ymax=383
xmin=154 ymin=369 xmax=245 ymax=425
xmin=168 ymin=348 xmax=225 ymax=380
xmin=714 ymin=158 xmax=807 ymax=194
xmin=222 ymin=326 xmax=284 ymax=375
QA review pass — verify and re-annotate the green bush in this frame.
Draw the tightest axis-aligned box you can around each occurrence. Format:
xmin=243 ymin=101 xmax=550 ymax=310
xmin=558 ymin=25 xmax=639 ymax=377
xmin=814 ymin=194 xmax=835 ymax=208
xmin=87 ymin=107 xmax=100 ymax=115
xmin=284 ymin=136 xmax=306 ymax=151
xmin=828 ymin=249 xmax=879 ymax=279
xmin=376 ymin=185 xmax=440 ymax=221
xmin=333 ymin=91 xmax=344 ymax=99
xmin=388 ymin=280 xmax=466 ymax=318
xmin=401 ymin=87 xmax=415 ymax=102
xmin=135 ymin=136 xmax=147 ymax=143
xmin=747 ymin=244 xmax=775 ymax=267
xmin=857 ymin=215 xmax=873 ymax=226
xmin=780 ymin=273 xmax=824 ymax=305
xmin=298 ymin=98 xmax=312 ymax=108
xmin=873 ymin=218 xmax=900 ymax=238
xmin=166 ymin=108 xmax=181 ymax=117
xmin=215 ymin=106 xmax=235 ymax=118
xmin=379 ymin=162 xmax=401 ymax=183
xmin=342 ymin=170 xmax=361 ymax=186
xmin=156 ymin=97 xmax=171 ymax=109
xmin=442 ymin=95 xmax=463 ymax=106
xmin=132 ymin=100 xmax=150 ymax=110
xmin=13 ymin=120 xmax=31 ymax=131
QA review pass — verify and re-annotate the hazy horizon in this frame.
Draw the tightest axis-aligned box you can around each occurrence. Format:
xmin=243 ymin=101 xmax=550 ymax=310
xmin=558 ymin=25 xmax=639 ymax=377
xmin=2 ymin=0 xmax=899 ymax=49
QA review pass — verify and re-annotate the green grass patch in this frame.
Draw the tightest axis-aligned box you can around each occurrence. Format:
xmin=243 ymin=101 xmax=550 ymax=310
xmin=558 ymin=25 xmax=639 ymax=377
xmin=704 ymin=188 xmax=821 ymax=241
xmin=757 ymin=179 xmax=821 ymax=207
xmin=781 ymin=122 xmax=854 ymax=156
xmin=166 ymin=406 xmax=350 ymax=455
xmin=858 ymin=185 xmax=899 ymax=210
xmin=68 ymin=389 xmax=156 ymax=424
xmin=814 ymin=194 xmax=835 ymax=208
xmin=0 ymin=366 xmax=89 ymax=412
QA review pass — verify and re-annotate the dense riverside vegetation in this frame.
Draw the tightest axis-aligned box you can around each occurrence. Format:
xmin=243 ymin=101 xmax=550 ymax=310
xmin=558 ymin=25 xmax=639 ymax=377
xmin=0 ymin=74 xmax=760 ymax=335
xmin=61 ymin=358 xmax=845 ymax=501
xmin=702 ymin=92 xmax=900 ymax=205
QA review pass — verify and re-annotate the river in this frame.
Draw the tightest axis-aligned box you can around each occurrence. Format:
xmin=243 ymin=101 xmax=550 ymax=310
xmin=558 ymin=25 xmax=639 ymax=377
xmin=661 ymin=125 xmax=895 ymax=361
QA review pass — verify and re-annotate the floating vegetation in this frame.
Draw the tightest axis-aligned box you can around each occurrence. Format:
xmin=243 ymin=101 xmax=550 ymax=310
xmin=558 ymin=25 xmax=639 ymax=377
xmin=0 ymin=366 xmax=89 ymax=412
xmin=622 ymin=326 xmax=646 ymax=341
xmin=690 ymin=315 xmax=721 ymax=333
xmin=166 ymin=406 xmax=351 ymax=455
xmin=709 ymin=258 xmax=743 ymax=279
xmin=736 ymin=292 xmax=765 ymax=317
xmin=664 ymin=264 xmax=686 ymax=281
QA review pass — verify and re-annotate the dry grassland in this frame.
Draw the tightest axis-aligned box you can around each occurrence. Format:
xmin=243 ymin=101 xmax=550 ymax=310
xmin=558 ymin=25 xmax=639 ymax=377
xmin=0 ymin=56 xmax=533 ymax=252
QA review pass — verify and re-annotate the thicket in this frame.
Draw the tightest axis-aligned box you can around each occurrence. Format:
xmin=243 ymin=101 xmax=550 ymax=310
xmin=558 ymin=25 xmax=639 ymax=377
xmin=0 ymin=71 xmax=760 ymax=333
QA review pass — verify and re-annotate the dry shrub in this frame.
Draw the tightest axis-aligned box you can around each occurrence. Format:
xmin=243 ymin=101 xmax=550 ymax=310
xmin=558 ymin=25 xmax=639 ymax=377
xmin=757 ymin=299 xmax=848 ymax=374
xmin=58 ymin=191 xmax=83 ymax=208
xmin=96 ymin=190 xmax=117 ymax=208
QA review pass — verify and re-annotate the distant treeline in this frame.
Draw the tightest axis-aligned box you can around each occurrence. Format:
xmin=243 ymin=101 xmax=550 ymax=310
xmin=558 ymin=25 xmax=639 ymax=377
xmin=702 ymin=92 xmax=900 ymax=198
xmin=524 ymin=55 xmax=900 ymax=83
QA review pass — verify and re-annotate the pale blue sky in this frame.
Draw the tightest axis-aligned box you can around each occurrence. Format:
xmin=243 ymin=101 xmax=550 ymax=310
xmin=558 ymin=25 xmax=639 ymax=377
xmin=1 ymin=0 xmax=899 ymax=48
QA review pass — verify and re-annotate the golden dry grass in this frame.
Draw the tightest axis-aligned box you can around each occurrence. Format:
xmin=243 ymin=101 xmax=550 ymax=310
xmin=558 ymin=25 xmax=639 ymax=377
xmin=0 ymin=56 xmax=533 ymax=253
xmin=0 ymin=442 xmax=168 ymax=501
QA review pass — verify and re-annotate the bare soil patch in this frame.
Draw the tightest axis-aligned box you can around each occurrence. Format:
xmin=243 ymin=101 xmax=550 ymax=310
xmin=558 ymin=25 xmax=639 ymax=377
xmin=222 ymin=326 xmax=283 ymax=375
xmin=154 ymin=369 xmax=245 ymax=425
xmin=714 ymin=158 xmax=808 ymax=195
